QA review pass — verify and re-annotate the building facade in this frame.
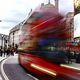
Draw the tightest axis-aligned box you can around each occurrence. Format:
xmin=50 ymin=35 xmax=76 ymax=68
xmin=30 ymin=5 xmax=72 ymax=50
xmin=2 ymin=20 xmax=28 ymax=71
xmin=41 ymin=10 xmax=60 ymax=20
xmin=9 ymin=20 xmax=25 ymax=47
xmin=0 ymin=34 xmax=9 ymax=49
xmin=9 ymin=0 xmax=74 ymax=49
xmin=65 ymin=12 xmax=74 ymax=41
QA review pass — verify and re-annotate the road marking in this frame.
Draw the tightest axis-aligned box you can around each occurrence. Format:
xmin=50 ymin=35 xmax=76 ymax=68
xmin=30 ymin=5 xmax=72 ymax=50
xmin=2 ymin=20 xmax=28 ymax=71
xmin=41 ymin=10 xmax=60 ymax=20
xmin=27 ymin=74 xmax=39 ymax=80
xmin=0 ymin=75 xmax=3 ymax=80
xmin=0 ymin=57 xmax=6 ymax=62
xmin=60 ymin=64 xmax=80 ymax=70
xmin=0 ymin=57 xmax=38 ymax=80
xmin=1 ymin=58 xmax=9 ymax=80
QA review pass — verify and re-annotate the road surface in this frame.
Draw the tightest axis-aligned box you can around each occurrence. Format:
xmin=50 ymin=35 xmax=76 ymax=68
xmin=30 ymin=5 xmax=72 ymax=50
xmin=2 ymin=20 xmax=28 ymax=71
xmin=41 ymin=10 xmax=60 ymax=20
xmin=0 ymin=55 xmax=38 ymax=80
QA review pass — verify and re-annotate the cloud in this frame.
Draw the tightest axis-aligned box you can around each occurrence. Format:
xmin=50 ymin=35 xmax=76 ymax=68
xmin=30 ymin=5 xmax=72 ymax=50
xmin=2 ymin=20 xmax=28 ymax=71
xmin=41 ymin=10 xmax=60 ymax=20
xmin=0 ymin=0 xmax=43 ymax=35
xmin=0 ymin=0 xmax=15 ymax=19
xmin=59 ymin=0 xmax=74 ymax=15
xmin=74 ymin=13 xmax=80 ymax=37
xmin=0 ymin=28 xmax=10 ymax=35
xmin=0 ymin=0 xmax=74 ymax=35
xmin=0 ymin=21 xmax=17 ymax=35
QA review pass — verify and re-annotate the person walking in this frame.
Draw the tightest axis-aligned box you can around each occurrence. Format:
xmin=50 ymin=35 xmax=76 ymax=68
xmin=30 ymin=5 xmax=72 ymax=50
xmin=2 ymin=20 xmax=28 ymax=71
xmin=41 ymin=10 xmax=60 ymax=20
xmin=6 ymin=48 xmax=10 ymax=56
xmin=3 ymin=47 xmax=7 ymax=57
xmin=66 ymin=49 xmax=72 ymax=64
xmin=76 ymin=52 xmax=80 ymax=63
xmin=1 ymin=47 xmax=3 ymax=56
xmin=0 ymin=47 xmax=2 ymax=56
xmin=10 ymin=47 xmax=14 ymax=56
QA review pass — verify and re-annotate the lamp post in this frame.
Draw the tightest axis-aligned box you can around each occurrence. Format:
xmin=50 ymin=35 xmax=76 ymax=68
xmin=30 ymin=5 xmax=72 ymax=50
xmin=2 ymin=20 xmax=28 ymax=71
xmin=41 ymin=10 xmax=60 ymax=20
xmin=4 ymin=36 xmax=7 ymax=49
xmin=13 ymin=33 xmax=14 ymax=48
xmin=1 ymin=35 xmax=4 ymax=48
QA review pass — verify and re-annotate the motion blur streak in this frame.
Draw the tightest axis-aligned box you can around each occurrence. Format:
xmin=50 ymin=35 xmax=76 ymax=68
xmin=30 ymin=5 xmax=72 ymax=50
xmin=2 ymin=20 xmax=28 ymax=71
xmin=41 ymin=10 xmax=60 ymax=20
xmin=60 ymin=64 xmax=80 ymax=71
xmin=31 ymin=63 xmax=57 ymax=76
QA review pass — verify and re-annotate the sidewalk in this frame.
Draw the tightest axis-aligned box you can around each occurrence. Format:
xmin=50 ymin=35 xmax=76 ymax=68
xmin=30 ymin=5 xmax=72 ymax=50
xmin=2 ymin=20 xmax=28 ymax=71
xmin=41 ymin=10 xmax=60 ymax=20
xmin=61 ymin=62 xmax=80 ymax=71
xmin=0 ymin=56 xmax=6 ymax=62
xmin=67 ymin=62 xmax=80 ymax=69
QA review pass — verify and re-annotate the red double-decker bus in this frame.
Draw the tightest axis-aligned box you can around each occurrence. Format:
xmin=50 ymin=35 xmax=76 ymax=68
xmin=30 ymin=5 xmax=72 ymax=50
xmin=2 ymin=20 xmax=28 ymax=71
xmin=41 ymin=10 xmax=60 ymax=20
xmin=18 ymin=3 xmax=80 ymax=80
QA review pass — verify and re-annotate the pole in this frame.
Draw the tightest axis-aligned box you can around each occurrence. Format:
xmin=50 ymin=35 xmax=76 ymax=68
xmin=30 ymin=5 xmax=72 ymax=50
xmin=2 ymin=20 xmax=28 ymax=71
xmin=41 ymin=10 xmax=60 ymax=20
xmin=13 ymin=33 xmax=14 ymax=48
xmin=48 ymin=0 xmax=50 ymax=4
xmin=1 ymin=35 xmax=3 ymax=48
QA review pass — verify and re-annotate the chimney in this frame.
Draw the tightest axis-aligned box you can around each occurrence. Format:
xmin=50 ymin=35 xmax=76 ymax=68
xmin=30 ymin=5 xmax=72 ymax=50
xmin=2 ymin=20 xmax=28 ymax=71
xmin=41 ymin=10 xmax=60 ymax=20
xmin=55 ymin=0 xmax=58 ymax=11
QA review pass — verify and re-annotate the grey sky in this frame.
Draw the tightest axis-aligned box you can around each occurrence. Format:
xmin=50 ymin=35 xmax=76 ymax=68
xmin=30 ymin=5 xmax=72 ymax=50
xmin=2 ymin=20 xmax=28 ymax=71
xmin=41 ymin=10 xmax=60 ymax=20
xmin=0 ymin=0 xmax=74 ymax=35
xmin=74 ymin=13 xmax=80 ymax=37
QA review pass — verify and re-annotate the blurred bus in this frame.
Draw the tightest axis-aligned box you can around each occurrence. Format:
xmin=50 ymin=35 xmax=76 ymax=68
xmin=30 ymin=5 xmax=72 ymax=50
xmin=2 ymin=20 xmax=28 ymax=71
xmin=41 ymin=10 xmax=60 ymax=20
xmin=18 ymin=2 xmax=80 ymax=80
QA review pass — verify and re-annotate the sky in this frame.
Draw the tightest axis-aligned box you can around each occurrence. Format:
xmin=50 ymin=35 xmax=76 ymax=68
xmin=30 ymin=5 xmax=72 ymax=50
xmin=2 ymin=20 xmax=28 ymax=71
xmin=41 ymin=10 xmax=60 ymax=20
xmin=0 ymin=0 xmax=74 ymax=35
xmin=74 ymin=13 xmax=80 ymax=37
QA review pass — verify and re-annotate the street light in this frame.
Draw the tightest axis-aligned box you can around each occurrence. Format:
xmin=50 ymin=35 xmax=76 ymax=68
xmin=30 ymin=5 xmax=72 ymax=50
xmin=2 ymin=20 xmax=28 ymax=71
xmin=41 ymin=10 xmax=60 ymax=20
xmin=13 ymin=33 xmax=14 ymax=48
xmin=1 ymin=35 xmax=4 ymax=48
xmin=4 ymin=36 xmax=7 ymax=49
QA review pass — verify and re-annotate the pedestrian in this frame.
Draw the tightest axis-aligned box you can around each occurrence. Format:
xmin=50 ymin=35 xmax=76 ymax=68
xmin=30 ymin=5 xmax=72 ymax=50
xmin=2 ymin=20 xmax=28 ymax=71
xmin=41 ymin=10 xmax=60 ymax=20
xmin=0 ymin=48 xmax=2 ymax=56
xmin=76 ymin=52 xmax=80 ymax=63
xmin=1 ymin=47 xmax=3 ymax=57
xmin=3 ymin=48 xmax=7 ymax=57
xmin=66 ymin=49 xmax=72 ymax=64
xmin=15 ymin=44 xmax=18 ymax=54
xmin=10 ymin=48 xmax=14 ymax=56
xmin=74 ymin=51 xmax=77 ymax=59
xmin=6 ymin=48 xmax=10 ymax=56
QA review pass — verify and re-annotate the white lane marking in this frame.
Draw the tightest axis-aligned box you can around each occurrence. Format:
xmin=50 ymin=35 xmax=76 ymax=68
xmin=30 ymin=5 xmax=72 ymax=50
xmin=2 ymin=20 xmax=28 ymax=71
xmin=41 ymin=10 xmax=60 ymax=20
xmin=0 ymin=57 xmax=6 ymax=62
xmin=0 ymin=75 xmax=3 ymax=80
xmin=27 ymin=74 xmax=39 ymax=80
xmin=1 ymin=58 xmax=9 ymax=80
xmin=0 ymin=57 xmax=38 ymax=80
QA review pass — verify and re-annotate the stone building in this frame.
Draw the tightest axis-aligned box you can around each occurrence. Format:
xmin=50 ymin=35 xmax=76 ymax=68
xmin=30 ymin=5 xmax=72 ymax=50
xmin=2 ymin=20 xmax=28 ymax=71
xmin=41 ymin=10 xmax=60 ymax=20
xmin=65 ymin=12 xmax=74 ymax=41
xmin=0 ymin=34 xmax=9 ymax=48
xmin=9 ymin=0 xmax=74 ymax=49
xmin=9 ymin=20 xmax=25 ymax=47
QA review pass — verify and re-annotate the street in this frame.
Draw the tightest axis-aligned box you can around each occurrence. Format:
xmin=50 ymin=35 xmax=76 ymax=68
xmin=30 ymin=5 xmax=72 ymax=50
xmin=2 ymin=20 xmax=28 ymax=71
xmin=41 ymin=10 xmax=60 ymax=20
xmin=0 ymin=0 xmax=80 ymax=80
xmin=0 ymin=54 xmax=80 ymax=80
xmin=0 ymin=55 xmax=38 ymax=80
